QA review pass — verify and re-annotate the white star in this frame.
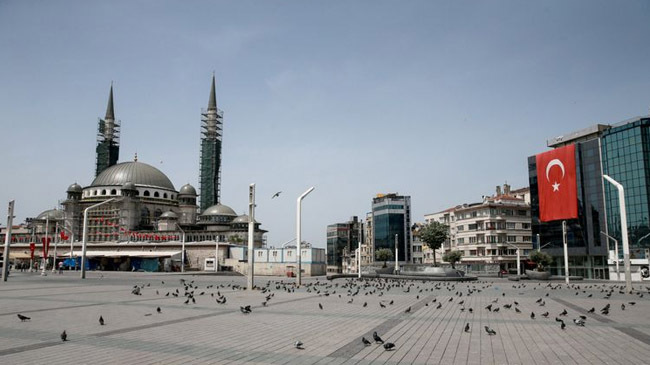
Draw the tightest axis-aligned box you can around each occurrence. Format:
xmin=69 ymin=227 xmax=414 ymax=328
xmin=552 ymin=181 xmax=560 ymax=192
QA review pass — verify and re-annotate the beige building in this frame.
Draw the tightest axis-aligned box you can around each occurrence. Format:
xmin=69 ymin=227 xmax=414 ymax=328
xmin=424 ymin=184 xmax=533 ymax=272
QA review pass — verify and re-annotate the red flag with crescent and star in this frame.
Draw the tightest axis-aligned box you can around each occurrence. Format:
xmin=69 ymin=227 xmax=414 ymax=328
xmin=536 ymin=144 xmax=578 ymax=222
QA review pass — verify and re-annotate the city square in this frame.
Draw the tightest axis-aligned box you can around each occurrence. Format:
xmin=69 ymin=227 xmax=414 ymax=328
xmin=0 ymin=272 xmax=648 ymax=364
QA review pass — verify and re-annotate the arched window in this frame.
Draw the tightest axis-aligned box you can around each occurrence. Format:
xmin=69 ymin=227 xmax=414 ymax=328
xmin=154 ymin=192 xmax=160 ymax=198
xmin=144 ymin=190 xmax=150 ymax=197
xmin=154 ymin=209 xmax=162 ymax=218
xmin=135 ymin=190 xmax=140 ymax=196
xmin=93 ymin=190 xmax=98 ymax=196
xmin=111 ymin=189 xmax=117 ymax=195
xmin=163 ymin=193 xmax=168 ymax=199
xmin=101 ymin=190 xmax=106 ymax=195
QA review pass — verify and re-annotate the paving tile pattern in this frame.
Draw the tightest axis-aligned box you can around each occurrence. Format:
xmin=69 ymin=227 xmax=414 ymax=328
xmin=0 ymin=271 xmax=649 ymax=364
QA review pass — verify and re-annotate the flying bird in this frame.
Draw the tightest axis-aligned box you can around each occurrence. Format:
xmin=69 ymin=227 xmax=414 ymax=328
xmin=17 ymin=314 xmax=30 ymax=322
xmin=272 ymin=191 xmax=282 ymax=199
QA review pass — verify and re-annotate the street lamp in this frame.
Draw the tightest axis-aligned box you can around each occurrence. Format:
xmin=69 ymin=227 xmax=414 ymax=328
xmin=538 ymin=242 xmax=554 ymax=252
xmin=600 ymin=231 xmax=620 ymax=281
xmin=176 ymin=223 xmax=185 ymax=273
xmin=603 ymin=175 xmax=633 ymax=293
xmin=81 ymin=198 xmax=117 ymax=279
xmin=296 ymin=187 xmax=314 ymax=286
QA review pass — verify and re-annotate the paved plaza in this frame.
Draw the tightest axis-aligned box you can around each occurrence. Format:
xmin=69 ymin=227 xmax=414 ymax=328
xmin=0 ymin=272 xmax=649 ymax=364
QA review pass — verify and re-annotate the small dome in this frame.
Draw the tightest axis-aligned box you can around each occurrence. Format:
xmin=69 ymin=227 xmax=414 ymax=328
xmin=67 ymin=183 xmax=82 ymax=193
xmin=36 ymin=209 xmax=65 ymax=221
xmin=201 ymin=204 xmax=237 ymax=217
xmin=122 ymin=182 xmax=136 ymax=191
xmin=179 ymin=184 xmax=197 ymax=196
xmin=90 ymin=161 xmax=175 ymax=190
xmin=160 ymin=211 xmax=178 ymax=219
xmin=232 ymin=214 xmax=257 ymax=224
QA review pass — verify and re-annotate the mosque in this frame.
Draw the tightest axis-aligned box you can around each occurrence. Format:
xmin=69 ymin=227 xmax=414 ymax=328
xmin=2 ymin=77 xmax=283 ymax=272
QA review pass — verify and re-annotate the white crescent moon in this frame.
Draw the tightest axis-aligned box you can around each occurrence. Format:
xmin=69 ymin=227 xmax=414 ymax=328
xmin=545 ymin=159 xmax=565 ymax=182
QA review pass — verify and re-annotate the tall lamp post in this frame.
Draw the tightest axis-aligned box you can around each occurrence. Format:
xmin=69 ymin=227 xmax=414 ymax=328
xmin=2 ymin=200 xmax=15 ymax=282
xmin=176 ymin=223 xmax=185 ymax=273
xmin=81 ymin=198 xmax=116 ymax=279
xmin=603 ymin=175 xmax=633 ymax=293
xmin=296 ymin=187 xmax=314 ymax=286
xmin=247 ymin=183 xmax=256 ymax=290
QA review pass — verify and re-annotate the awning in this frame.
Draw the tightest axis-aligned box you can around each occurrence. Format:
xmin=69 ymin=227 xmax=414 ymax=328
xmin=61 ymin=251 xmax=181 ymax=258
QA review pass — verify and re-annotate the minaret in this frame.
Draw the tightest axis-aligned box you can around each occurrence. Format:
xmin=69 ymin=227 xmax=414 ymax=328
xmin=95 ymin=84 xmax=120 ymax=177
xmin=199 ymin=75 xmax=223 ymax=211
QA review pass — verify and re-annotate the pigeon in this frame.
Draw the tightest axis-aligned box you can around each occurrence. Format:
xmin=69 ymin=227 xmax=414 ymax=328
xmin=373 ymin=331 xmax=384 ymax=344
xmin=587 ymin=307 xmax=595 ymax=313
xmin=383 ymin=342 xmax=396 ymax=351
xmin=514 ymin=307 xmax=521 ymax=313
xmin=272 ymin=191 xmax=282 ymax=199
xmin=464 ymin=323 xmax=470 ymax=333
xmin=99 ymin=316 xmax=105 ymax=326
xmin=362 ymin=337 xmax=371 ymax=346
xmin=561 ymin=322 xmax=566 ymax=330
xmin=17 ymin=314 xmax=30 ymax=322
xmin=541 ymin=312 xmax=549 ymax=318
xmin=436 ymin=302 xmax=442 ymax=309
xmin=319 ymin=303 xmax=323 ymax=310
xmin=621 ymin=304 xmax=625 ymax=311
xmin=240 ymin=306 xmax=251 ymax=314
xmin=294 ymin=340 xmax=304 ymax=350
xmin=363 ymin=302 xmax=368 ymax=308
xmin=484 ymin=326 xmax=497 ymax=335
xmin=404 ymin=306 xmax=411 ymax=314
xmin=493 ymin=307 xmax=500 ymax=313
xmin=60 ymin=330 xmax=68 ymax=342
xmin=156 ymin=307 xmax=161 ymax=314
xmin=530 ymin=312 xmax=535 ymax=320
xmin=559 ymin=309 xmax=567 ymax=316
xmin=573 ymin=318 xmax=585 ymax=326
xmin=485 ymin=304 xmax=492 ymax=312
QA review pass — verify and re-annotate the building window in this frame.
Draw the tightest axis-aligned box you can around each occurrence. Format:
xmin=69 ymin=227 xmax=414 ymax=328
xmin=457 ymin=225 xmax=464 ymax=231
xmin=110 ymin=189 xmax=117 ymax=195
xmin=257 ymin=251 xmax=263 ymax=257
xmin=522 ymin=223 xmax=531 ymax=229
xmin=163 ymin=193 xmax=168 ymax=199
xmin=507 ymin=236 xmax=516 ymax=242
xmin=144 ymin=190 xmax=150 ymax=197
xmin=506 ymin=222 xmax=516 ymax=229
xmin=458 ymin=238 xmax=465 ymax=244
xmin=154 ymin=192 xmax=160 ymax=198
xmin=518 ymin=210 xmax=527 ymax=216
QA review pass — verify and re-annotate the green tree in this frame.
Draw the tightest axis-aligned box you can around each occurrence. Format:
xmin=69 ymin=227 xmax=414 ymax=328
xmin=442 ymin=250 xmax=463 ymax=269
xmin=375 ymin=248 xmax=394 ymax=268
xmin=419 ymin=221 xmax=449 ymax=266
xmin=529 ymin=251 xmax=553 ymax=272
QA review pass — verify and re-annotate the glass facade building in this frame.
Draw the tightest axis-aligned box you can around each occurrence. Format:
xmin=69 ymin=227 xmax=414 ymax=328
xmin=529 ymin=116 xmax=650 ymax=279
xmin=326 ymin=216 xmax=362 ymax=271
xmin=372 ymin=194 xmax=411 ymax=262
xmin=601 ymin=118 xmax=650 ymax=260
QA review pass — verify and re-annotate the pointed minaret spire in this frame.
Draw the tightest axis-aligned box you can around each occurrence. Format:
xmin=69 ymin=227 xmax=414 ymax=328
xmin=105 ymin=82 xmax=115 ymax=120
xmin=207 ymin=74 xmax=217 ymax=111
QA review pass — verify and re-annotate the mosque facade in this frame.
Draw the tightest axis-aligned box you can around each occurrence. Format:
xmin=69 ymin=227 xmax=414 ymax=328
xmin=2 ymin=77 xmax=279 ymax=272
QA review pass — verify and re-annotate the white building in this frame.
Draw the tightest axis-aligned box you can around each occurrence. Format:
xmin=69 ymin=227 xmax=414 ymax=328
xmin=424 ymin=184 xmax=533 ymax=272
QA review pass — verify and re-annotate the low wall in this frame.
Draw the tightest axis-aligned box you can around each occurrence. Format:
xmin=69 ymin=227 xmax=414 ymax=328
xmin=224 ymin=258 xmax=326 ymax=276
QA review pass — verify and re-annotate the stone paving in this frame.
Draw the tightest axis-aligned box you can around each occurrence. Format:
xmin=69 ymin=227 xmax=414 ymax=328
xmin=0 ymin=271 xmax=649 ymax=364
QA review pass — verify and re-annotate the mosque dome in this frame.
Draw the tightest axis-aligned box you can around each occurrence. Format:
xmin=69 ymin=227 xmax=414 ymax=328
xmin=179 ymin=184 xmax=197 ymax=196
xmin=160 ymin=211 xmax=178 ymax=219
xmin=122 ymin=182 xmax=136 ymax=191
xmin=201 ymin=204 xmax=237 ymax=217
xmin=66 ymin=183 xmax=83 ymax=193
xmin=36 ymin=209 xmax=65 ymax=221
xmin=90 ymin=161 xmax=175 ymax=190
xmin=232 ymin=214 xmax=257 ymax=224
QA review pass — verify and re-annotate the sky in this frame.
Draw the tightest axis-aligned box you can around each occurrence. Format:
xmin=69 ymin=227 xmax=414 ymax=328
xmin=1 ymin=1 xmax=649 ymax=247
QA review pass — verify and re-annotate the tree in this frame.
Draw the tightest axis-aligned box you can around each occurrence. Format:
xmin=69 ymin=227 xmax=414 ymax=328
xmin=529 ymin=251 xmax=553 ymax=272
xmin=419 ymin=221 xmax=449 ymax=266
xmin=442 ymin=250 xmax=462 ymax=269
xmin=375 ymin=248 xmax=394 ymax=268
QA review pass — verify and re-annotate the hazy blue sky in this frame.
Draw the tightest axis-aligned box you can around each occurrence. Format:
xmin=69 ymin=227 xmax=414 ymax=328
xmin=1 ymin=1 xmax=649 ymax=247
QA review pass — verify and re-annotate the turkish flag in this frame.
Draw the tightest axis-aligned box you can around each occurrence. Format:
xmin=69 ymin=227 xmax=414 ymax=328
xmin=536 ymin=144 xmax=578 ymax=222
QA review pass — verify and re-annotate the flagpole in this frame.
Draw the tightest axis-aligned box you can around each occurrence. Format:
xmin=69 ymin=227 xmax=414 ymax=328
xmin=562 ymin=221 xmax=569 ymax=284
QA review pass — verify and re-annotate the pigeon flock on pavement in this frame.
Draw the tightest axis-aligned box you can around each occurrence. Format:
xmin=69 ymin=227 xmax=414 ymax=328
xmin=12 ymin=276 xmax=649 ymax=355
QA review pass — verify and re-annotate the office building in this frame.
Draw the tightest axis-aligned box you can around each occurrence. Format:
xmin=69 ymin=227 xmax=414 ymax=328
xmin=372 ymin=193 xmax=412 ymax=263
